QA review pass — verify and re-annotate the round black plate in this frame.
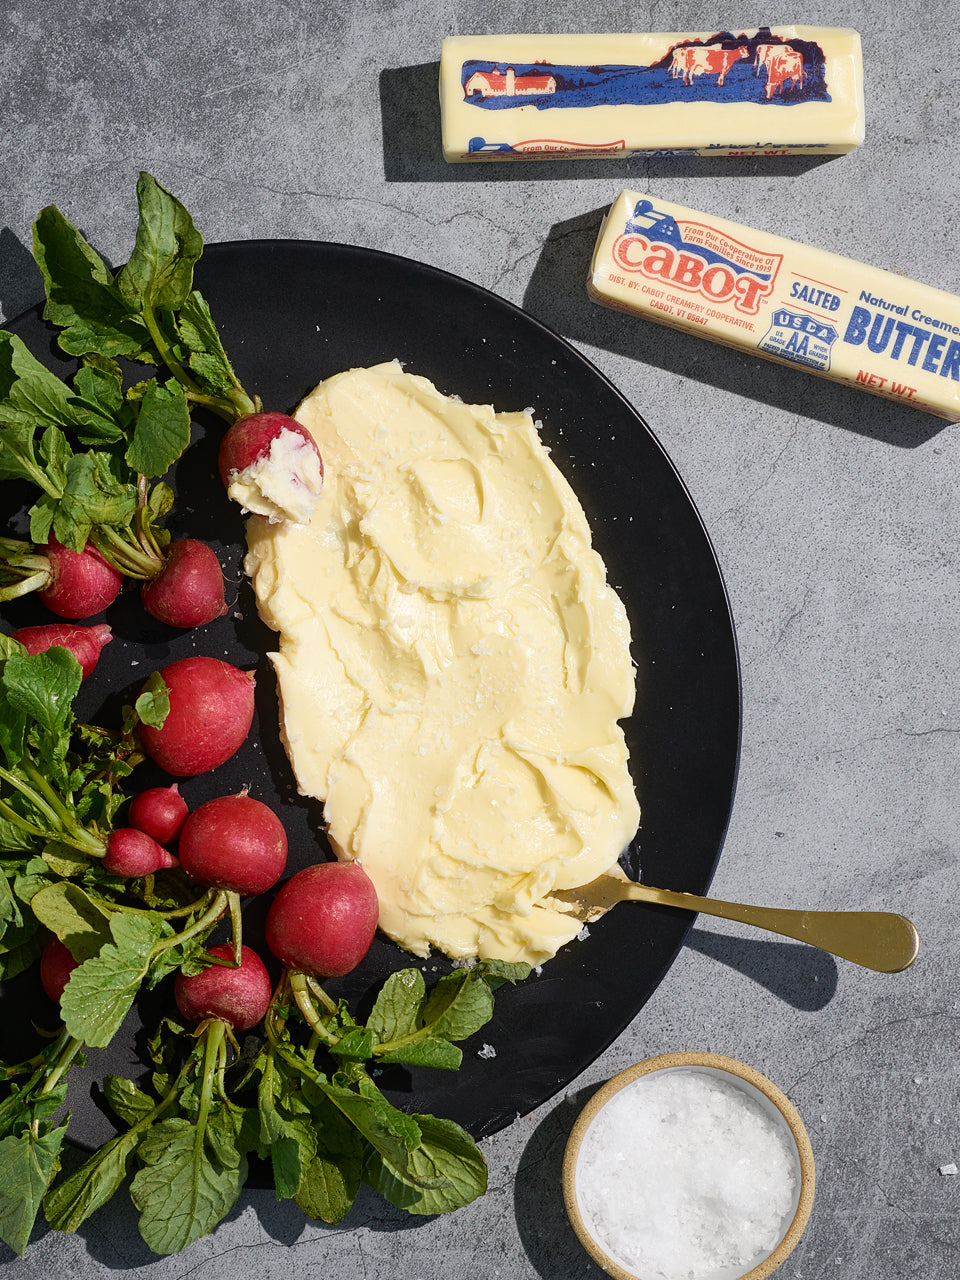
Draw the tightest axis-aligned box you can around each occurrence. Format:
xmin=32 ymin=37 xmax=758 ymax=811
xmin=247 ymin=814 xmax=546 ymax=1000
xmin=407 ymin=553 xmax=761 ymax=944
xmin=1 ymin=241 xmax=740 ymax=1155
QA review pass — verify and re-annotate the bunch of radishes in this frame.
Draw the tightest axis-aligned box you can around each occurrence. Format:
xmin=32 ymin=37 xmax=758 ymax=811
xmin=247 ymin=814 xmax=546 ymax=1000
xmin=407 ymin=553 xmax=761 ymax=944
xmin=33 ymin=403 xmax=364 ymax=1115
xmin=41 ymin=640 xmax=381 ymax=1039
xmin=87 ymin=412 xmax=317 ymax=616
xmin=43 ymin=637 xmax=378 ymax=1034
xmin=43 ymin=797 xmax=381 ymax=1042
xmin=7 ymin=411 xmax=324 ymax=704
xmin=217 ymin=410 xmax=324 ymax=526
xmin=11 ymin=410 xmax=321 ymax=645
xmin=22 ymin=418 xmax=286 ymax=629
xmin=28 ymin=531 xmax=228 ymax=629
xmin=173 ymin=861 xmax=379 ymax=1037
xmin=100 ymin=654 xmax=285 ymax=899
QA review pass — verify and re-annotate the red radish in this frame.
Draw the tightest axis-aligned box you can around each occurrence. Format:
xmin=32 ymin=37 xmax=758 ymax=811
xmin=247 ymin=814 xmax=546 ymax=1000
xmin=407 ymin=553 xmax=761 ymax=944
xmin=128 ymin=784 xmax=189 ymax=845
xmin=178 ymin=793 xmax=287 ymax=896
xmin=101 ymin=827 xmax=177 ymax=877
xmin=218 ymin=412 xmax=323 ymax=523
xmin=38 ymin=535 xmax=123 ymax=619
xmin=218 ymin=412 xmax=322 ymax=486
xmin=174 ymin=943 xmax=272 ymax=1031
xmin=40 ymin=935 xmax=80 ymax=1003
xmin=140 ymin=539 xmax=228 ymax=628
xmin=11 ymin=622 xmax=111 ymax=680
xmin=265 ymin=861 xmax=379 ymax=978
xmin=138 ymin=656 xmax=255 ymax=777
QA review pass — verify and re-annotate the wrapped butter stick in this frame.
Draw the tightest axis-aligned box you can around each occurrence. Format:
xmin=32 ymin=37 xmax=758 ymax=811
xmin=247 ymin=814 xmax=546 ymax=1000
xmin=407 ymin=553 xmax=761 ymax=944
xmin=439 ymin=28 xmax=863 ymax=161
xmin=589 ymin=191 xmax=960 ymax=422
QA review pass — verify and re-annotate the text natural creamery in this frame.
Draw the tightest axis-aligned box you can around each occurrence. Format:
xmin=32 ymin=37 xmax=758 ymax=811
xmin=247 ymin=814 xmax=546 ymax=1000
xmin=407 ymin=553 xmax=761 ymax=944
xmin=243 ymin=362 xmax=640 ymax=966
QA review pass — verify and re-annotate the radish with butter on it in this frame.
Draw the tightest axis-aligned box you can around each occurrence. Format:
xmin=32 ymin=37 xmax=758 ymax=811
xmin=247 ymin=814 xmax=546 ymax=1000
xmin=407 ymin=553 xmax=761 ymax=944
xmin=219 ymin=412 xmax=324 ymax=524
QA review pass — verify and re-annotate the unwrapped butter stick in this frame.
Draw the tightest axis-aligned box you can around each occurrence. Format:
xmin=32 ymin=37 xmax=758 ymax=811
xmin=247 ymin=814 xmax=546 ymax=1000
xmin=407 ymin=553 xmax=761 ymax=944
xmin=439 ymin=28 xmax=863 ymax=161
xmin=589 ymin=191 xmax=960 ymax=421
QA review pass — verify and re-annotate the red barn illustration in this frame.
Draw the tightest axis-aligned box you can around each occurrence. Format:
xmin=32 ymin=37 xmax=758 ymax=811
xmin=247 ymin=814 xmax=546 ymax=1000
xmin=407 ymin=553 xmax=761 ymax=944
xmin=463 ymin=67 xmax=557 ymax=98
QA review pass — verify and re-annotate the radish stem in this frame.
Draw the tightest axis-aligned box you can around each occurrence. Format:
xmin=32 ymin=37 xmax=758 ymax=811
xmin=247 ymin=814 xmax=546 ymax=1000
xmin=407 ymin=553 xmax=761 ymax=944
xmin=287 ymin=972 xmax=339 ymax=1047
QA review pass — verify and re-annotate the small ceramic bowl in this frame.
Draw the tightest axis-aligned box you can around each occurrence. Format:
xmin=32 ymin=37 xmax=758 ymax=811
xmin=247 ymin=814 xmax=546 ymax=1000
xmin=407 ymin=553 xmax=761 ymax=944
xmin=562 ymin=1052 xmax=815 ymax=1280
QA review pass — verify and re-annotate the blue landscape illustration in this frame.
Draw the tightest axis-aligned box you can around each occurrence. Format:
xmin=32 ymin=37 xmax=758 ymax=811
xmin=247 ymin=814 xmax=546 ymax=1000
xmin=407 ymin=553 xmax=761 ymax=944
xmin=460 ymin=32 xmax=830 ymax=110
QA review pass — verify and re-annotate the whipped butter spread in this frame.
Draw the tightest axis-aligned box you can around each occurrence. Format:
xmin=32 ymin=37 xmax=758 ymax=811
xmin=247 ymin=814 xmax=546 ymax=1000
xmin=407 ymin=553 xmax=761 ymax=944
xmin=243 ymin=362 xmax=640 ymax=965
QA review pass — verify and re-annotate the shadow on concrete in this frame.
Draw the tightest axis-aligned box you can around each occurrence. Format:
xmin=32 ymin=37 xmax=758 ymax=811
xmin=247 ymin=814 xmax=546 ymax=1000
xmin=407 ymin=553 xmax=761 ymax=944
xmin=683 ymin=926 xmax=838 ymax=1009
xmin=514 ymin=1084 xmax=607 ymax=1280
xmin=0 ymin=227 xmax=44 ymax=324
xmin=520 ymin=209 xmax=950 ymax=448
xmin=379 ymin=64 xmax=835 ymax=185
xmin=62 ymin=1155 xmax=428 ymax=1267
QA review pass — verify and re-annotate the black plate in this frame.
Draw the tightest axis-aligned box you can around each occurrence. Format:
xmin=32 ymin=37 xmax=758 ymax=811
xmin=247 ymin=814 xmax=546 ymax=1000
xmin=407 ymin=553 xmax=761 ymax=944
xmin=0 ymin=241 xmax=740 ymax=1156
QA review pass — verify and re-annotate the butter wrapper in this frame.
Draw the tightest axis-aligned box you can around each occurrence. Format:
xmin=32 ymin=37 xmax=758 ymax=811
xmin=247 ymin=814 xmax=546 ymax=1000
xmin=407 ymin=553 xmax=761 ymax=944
xmin=440 ymin=28 xmax=863 ymax=162
xmin=589 ymin=191 xmax=960 ymax=421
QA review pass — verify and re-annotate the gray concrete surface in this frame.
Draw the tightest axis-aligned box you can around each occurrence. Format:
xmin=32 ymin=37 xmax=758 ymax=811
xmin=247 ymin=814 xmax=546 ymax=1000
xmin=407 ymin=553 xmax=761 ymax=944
xmin=1 ymin=2 xmax=958 ymax=1278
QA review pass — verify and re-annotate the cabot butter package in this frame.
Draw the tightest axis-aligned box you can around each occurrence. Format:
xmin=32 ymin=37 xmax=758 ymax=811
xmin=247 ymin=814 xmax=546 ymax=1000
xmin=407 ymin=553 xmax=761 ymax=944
xmin=440 ymin=28 xmax=864 ymax=161
xmin=589 ymin=191 xmax=960 ymax=421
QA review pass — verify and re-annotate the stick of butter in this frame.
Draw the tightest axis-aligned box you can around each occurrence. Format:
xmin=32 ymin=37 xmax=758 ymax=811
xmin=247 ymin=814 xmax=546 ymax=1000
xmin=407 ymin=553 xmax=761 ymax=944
xmin=439 ymin=28 xmax=863 ymax=161
xmin=589 ymin=191 xmax=960 ymax=421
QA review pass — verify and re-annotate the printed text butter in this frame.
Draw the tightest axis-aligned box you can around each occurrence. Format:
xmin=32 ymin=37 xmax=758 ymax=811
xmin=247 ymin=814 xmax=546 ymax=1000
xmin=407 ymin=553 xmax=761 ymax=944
xmin=590 ymin=191 xmax=960 ymax=420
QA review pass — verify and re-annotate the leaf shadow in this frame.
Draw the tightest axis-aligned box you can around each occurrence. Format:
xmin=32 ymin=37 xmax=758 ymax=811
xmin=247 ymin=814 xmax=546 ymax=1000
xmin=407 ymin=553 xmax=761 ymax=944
xmin=0 ymin=227 xmax=44 ymax=324
xmin=247 ymin=1179 xmax=435 ymax=1246
xmin=27 ymin=1141 xmax=157 ymax=1269
xmin=49 ymin=1150 xmax=354 ymax=1266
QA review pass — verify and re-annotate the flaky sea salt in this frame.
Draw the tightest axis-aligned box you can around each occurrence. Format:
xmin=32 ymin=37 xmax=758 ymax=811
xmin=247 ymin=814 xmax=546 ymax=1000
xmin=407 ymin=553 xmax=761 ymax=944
xmin=576 ymin=1069 xmax=799 ymax=1280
